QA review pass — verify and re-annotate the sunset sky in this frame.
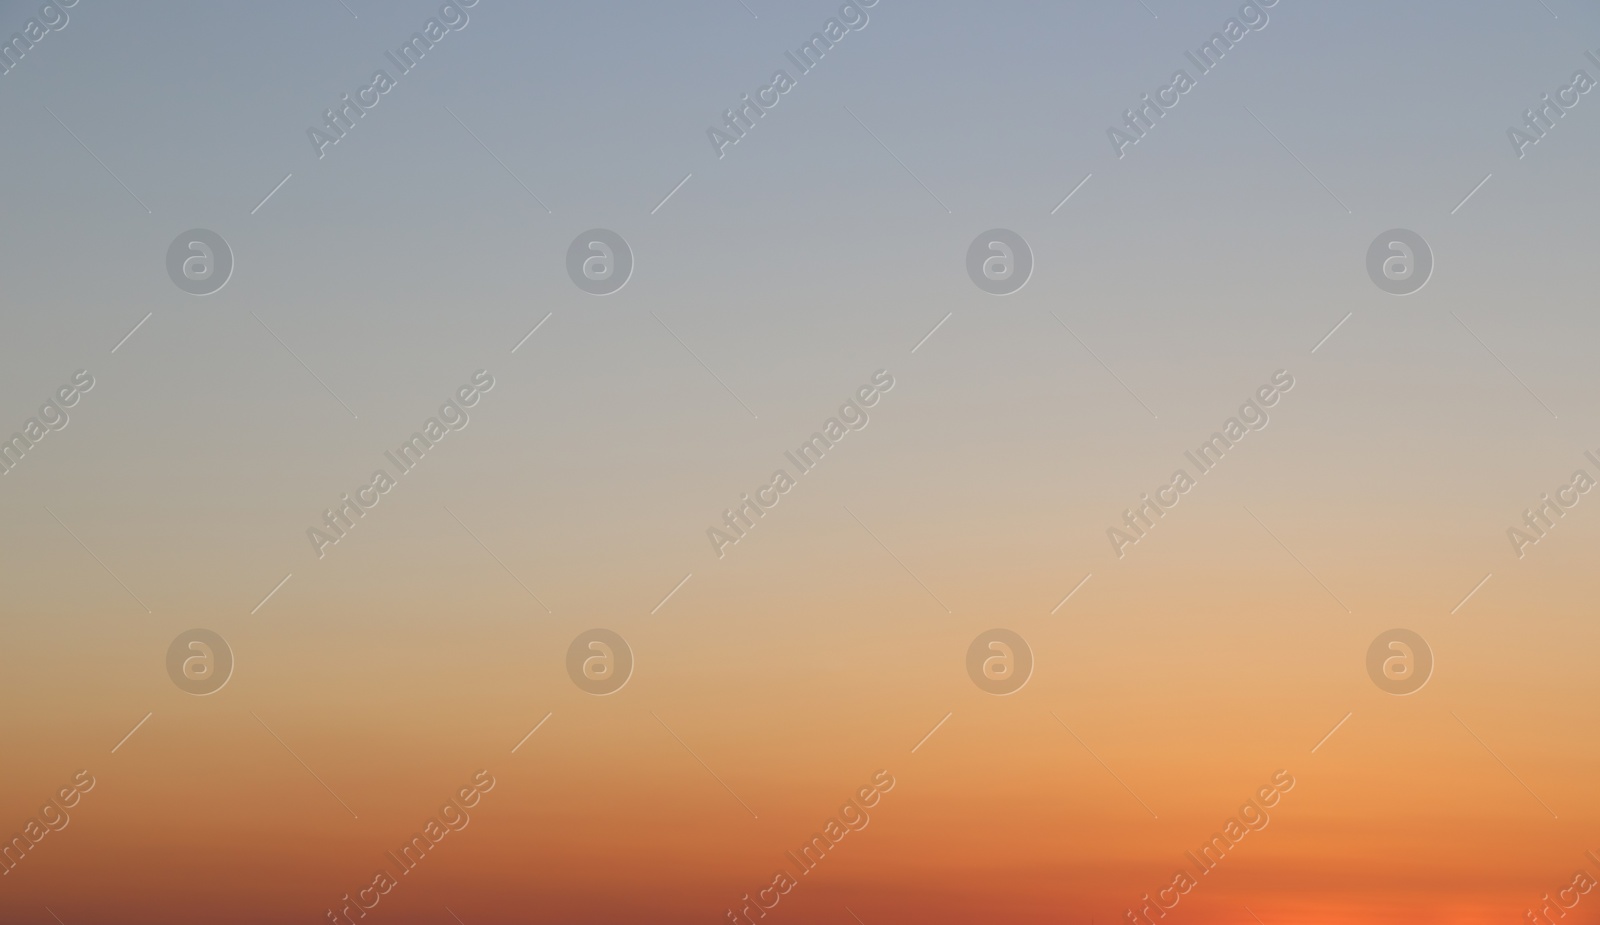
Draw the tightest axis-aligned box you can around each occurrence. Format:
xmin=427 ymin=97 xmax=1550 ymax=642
xmin=2 ymin=0 xmax=1599 ymax=922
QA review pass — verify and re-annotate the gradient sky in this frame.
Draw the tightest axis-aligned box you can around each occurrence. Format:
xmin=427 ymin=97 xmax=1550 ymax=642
xmin=2 ymin=0 xmax=1600 ymax=923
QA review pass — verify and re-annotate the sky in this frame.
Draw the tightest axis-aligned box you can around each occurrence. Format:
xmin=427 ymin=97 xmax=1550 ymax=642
xmin=2 ymin=0 xmax=1600 ymax=923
